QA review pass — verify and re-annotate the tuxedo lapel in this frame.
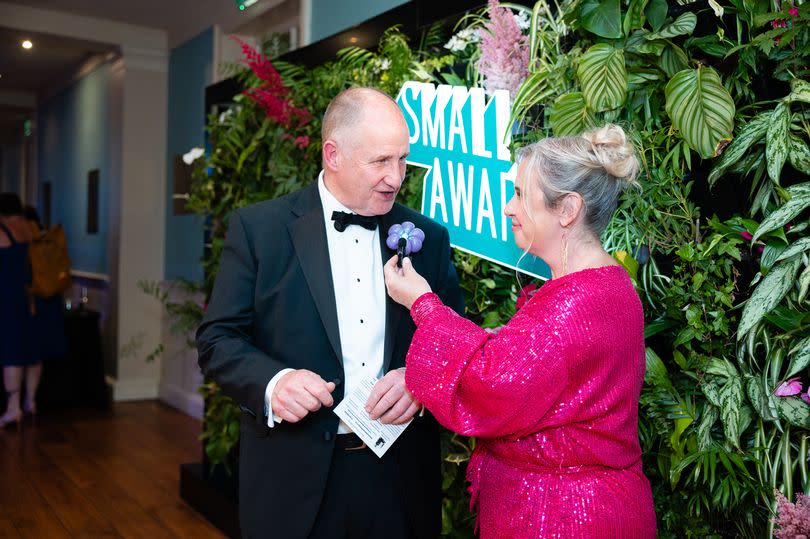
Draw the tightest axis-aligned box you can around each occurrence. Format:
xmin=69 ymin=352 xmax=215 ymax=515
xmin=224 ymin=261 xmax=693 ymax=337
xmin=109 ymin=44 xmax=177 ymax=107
xmin=288 ymin=184 xmax=342 ymax=366
xmin=379 ymin=208 xmax=403 ymax=372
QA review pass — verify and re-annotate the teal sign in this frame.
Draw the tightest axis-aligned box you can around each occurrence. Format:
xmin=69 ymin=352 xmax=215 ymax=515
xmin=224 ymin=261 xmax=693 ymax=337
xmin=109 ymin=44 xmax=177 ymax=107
xmin=396 ymin=82 xmax=550 ymax=280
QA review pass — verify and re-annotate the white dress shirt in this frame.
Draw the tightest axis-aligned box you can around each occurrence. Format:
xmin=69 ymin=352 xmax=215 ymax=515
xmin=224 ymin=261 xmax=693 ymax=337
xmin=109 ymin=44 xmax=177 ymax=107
xmin=264 ymin=171 xmax=387 ymax=433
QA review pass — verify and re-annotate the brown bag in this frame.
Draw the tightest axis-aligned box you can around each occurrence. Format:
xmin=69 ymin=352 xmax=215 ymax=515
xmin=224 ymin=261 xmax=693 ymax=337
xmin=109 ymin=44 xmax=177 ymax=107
xmin=28 ymin=224 xmax=72 ymax=298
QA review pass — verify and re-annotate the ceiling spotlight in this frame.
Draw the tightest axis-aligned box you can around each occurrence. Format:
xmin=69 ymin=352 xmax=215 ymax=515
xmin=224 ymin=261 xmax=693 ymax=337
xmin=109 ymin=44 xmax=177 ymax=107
xmin=349 ymin=36 xmax=358 ymax=43
xmin=21 ymin=40 xmax=33 ymax=50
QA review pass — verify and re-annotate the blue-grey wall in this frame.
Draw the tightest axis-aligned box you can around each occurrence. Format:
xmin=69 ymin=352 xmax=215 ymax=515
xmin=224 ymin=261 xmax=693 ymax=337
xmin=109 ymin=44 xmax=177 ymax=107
xmin=309 ymin=0 xmax=408 ymax=42
xmin=0 ymin=144 xmax=22 ymax=194
xmin=38 ymin=64 xmax=111 ymax=275
xmin=164 ymin=27 xmax=212 ymax=282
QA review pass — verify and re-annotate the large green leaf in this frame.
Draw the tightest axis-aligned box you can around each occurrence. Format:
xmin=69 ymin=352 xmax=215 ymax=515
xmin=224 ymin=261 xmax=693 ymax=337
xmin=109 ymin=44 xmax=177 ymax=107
xmin=787 ymin=78 xmax=810 ymax=105
xmin=549 ymin=93 xmax=596 ymax=136
xmin=645 ymin=12 xmax=697 ymax=40
xmin=775 ymin=396 xmax=810 ymax=429
xmin=578 ymin=44 xmax=627 ymax=112
xmin=708 ymin=111 xmax=771 ymax=185
xmin=580 ymin=0 xmax=623 ymax=38
xmin=786 ymin=336 xmax=810 ymax=379
xmin=737 ymin=255 xmax=803 ymax=339
xmin=509 ymin=68 xmax=557 ymax=128
xmin=766 ymin=102 xmax=791 ymax=182
xmin=659 ymin=43 xmax=690 ymax=78
xmin=788 ymin=132 xmax=810 ymax=175
xmin=665 ymin=66 xmax=735 ymax=158
xmin=623 ymin=0 xmax=648 ymax=35
xmin=752 ymin=182 xmax=810 ymax=241
xmin=645 ymin=0 xmax=668 ymax=30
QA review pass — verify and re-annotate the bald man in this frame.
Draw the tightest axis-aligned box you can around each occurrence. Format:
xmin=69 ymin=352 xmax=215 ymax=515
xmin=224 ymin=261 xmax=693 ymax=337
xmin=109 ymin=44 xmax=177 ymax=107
xmin=197 ymin=88 xmax=464 ymax=539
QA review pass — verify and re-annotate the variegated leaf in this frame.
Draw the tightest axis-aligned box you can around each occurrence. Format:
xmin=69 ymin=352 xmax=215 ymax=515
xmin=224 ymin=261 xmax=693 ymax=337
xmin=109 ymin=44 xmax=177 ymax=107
xmin=766 ymin=102 xmax=791 ymax=181
xmin=708 ymin=111 xmax=770 ymax=185
xmin=549 ymin=93 xmax=596 ymax=136
xmin=746 ymin=375 xmax=778 ymax=421
xmin=776 ymin=237 xmax=810 ymax=262
xmin=753 ymin=183 xmax=810 ymax=241
xmin=578 ymin=44 xmax=627 ymax=112
xmin=787 ymin=78 xmax=810 ymax=105
xmin=697 ymin=404 xmax=719 ymax=451
xmin=719 ymin=375 xmax=743 ymax=448
xmin=509 ymin=68 xmax=555 ymax=127
xmin=665 ymin=66 xmax=735 ymax=158
xmin=645 ymin=12 xmax=697 ymax=40
xmin=786 ymin=336 xmax=810 ymax=379
xmin=659 ymin=43 xmax=689 ymax=78
xmin=737 ymin=255 xmax=803 ymax=339
xmin=775 ymin=396 xmax=810 ymax=429
xmin=788 ymin=132 xmax=810 ymax=175
xmin=799 ymin=263 xmax=810 ymax=303
xmin=623 ymin=0 xmax=648 ymax=35
xmin=702 ymin=378 xmax=722 ymax=407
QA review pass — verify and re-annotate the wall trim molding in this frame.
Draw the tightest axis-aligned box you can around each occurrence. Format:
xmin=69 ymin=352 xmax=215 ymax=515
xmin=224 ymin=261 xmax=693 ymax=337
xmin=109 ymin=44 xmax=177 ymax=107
xmin=112 ymin=377 xmax=159 ymax=401
xmin=159 ymin=382 xmax=204 ymax=420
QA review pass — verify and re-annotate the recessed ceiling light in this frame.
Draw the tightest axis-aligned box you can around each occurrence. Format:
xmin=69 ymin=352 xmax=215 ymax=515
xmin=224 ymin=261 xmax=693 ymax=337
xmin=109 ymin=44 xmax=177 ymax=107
xmin=349 ymin=36 xmax=358 ymax=43
xmin=21 ymin=40 xmax=33 ymax=50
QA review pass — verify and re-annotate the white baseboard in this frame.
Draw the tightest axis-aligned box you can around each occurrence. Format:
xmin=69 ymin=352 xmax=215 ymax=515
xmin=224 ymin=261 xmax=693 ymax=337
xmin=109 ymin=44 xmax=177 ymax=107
xmin=113 ymin=378 xmax=159 ymax=401
xmin=159 ymin=382 xmax=204 ymax=420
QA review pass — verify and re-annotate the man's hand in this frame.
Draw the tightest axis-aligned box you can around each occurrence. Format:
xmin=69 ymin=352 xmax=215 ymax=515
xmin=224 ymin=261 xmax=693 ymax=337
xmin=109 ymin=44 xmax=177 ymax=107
xmin=364 ymin=369 xmax=421 ymax=425
xmin=271 ymin=370 xmax=336 ymax=423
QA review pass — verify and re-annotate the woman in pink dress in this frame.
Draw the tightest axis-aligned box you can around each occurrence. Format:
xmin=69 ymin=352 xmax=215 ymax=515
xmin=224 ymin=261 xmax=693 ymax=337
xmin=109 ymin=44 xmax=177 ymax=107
xmin=383 ymin=124 xmax=656 ymax=538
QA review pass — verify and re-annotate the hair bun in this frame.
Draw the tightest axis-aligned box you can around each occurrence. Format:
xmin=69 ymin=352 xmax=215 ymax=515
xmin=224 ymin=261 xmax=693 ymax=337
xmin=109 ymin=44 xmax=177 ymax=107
xmin=581 ymin=124 xmax=639 ymax=185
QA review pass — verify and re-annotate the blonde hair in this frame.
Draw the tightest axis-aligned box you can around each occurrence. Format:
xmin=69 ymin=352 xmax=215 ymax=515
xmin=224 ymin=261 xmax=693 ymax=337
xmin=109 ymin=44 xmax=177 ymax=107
xmin=515 ymin=124 xmax=640 ymax=236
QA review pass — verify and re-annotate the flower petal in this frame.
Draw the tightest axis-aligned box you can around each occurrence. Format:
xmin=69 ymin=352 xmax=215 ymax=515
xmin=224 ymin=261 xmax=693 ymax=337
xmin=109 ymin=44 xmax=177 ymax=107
xmin=775 ymin=378 xmax=803 ymax=396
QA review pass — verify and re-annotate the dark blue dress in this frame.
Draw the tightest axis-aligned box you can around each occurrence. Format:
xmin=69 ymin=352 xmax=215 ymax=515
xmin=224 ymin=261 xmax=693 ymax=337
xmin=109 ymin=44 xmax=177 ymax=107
xmin=0 ymin=222 xmax=37 ymax=366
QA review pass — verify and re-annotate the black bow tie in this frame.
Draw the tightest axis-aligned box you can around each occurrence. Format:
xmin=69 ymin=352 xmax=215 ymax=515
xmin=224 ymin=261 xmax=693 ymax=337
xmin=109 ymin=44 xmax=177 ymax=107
xmin=331 ymin=211 xmax=378 ymax=232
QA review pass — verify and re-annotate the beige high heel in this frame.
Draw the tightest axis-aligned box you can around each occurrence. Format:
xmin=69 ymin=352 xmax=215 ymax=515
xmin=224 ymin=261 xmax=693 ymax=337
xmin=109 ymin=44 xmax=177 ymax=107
xmin=0 ymin=410 xmax=23 ymax=432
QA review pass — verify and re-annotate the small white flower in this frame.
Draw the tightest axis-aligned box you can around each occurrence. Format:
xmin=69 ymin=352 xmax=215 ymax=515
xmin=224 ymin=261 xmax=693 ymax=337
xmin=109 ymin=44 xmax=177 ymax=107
xmin=378 ymin=58 xmax=391 ymax=71
xmin=514 ymin=11 xmax=531 ymax=30
xmin=182 ymin=147 xmax=205 ymax=165
xmin=708 ymin=0 xmax=724 ymax=17
xmin=218 ymin=108 xmax=233 ymax=124
xmin=444 ymin=27 xmax=481 ymax=51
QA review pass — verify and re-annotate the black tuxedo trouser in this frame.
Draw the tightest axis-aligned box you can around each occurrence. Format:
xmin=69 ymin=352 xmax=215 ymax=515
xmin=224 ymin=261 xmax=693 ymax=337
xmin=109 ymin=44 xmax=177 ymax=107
xmin=307 ymin=444 xmax=412 ymax=539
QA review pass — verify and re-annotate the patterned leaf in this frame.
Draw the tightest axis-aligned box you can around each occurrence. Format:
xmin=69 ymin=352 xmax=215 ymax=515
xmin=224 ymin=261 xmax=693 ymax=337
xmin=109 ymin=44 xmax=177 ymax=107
xmin=709 ymin=111 xmax=771 ymax=185
xmin=578 ymin=44 xmax=627 ymax=111
xmin=753 ymin=182 xmax=810 ymax=241
xmin=665 ymin=66 xmax=735 ymax=158
xmin=799 ymin=264 xmax=810 ymax=303
xmin=509 ymin=68 xmax=556 ymax=127
xmin=746 ymin=375 xmax=778 ymax=421
xmin=776 ymin=237 xmax=810 ymax=262
xmin=766 ymin=102 xmax=791 ymax=181
xmin=788 ymin=132 xmax=810 ymax=175
xmin=708 ymin=111 xmax=771 ymax=185
xmin=549 ymin=93 xmax=596 ymax=136
xmin=645 ymin=12 xmax=697 ymax=40
xmin=645 ymin=0 xmax=668 ymax=31
xmin=775 ymin=396 xmax=810 ymax=429
xmin=787 ymin=78 xmax=810 ymax=105
xmin=702 ymin=379 xmax=722 ymax=406
xmin=786 ymin=336 xmax=810 ymax=379
xmin=719 ymin=375 xmax=743 ymax=448
xmin=580 ymin=0 xmax=623 ymax=38
xmin=737 ymin=255 xmax=803 ymax=339
xmin=697 ymin=404 xmax=719 ymax=451
xmin=659 ymin=43 xmax=690 ymax=78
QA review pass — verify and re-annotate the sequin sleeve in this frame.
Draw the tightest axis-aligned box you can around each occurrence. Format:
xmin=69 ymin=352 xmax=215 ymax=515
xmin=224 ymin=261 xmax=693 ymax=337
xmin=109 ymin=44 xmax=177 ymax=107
xmin=405 ymin=293 xmax=568 ymax=438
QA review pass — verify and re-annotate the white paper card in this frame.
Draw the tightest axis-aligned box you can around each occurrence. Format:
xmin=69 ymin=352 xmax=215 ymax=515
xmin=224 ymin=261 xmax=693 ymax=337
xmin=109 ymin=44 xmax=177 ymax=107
xmin=333 ymin=376 xmax=411 ymax=458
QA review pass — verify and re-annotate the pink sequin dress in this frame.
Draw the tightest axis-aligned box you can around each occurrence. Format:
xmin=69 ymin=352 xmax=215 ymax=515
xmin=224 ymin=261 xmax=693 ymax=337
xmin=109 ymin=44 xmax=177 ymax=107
xmin=406 ymin=265 xmax=656 ymax=538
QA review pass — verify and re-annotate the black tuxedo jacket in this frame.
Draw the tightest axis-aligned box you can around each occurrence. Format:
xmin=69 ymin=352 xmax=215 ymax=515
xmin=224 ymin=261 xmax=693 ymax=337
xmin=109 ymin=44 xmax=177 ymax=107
xmin=197 ymin=182 xmax=464 ymax=539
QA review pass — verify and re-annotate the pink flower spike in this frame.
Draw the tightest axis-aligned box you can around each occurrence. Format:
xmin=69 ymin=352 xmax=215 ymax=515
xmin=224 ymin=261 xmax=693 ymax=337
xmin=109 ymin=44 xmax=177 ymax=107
xmin=740 ymin=231 xmax=753 ymax=241
xmin=775 ymin=377 xmax=803 ymax=396
xmin=789 ymin=6 xmax=798 ymax=16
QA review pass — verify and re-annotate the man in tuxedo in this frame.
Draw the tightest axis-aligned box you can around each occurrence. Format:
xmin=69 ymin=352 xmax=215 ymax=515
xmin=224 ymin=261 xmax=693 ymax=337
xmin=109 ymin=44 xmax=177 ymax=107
xmin=197 ymin=87 xmax=463 ymax=539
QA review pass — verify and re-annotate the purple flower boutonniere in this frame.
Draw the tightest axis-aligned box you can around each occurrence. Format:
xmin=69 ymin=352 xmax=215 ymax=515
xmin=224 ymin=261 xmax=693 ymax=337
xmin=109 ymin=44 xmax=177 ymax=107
xmin=387 ymin=222 xmax=425 ymax=267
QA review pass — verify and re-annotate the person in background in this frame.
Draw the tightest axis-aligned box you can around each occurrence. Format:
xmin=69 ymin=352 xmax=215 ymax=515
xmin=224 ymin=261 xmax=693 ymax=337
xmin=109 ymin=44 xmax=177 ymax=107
xmin=25 ymin=205 xmax=67 ymax=413
xmin=0 ymin=193 xmax=36 ymax=430
xmin=384 ymin=124 xmax=657 ymax=538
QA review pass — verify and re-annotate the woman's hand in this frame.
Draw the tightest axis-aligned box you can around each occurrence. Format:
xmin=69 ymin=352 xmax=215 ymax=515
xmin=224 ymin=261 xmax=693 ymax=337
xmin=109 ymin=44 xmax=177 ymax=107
xmin=383 ymin=255 xmax=432 ymax=310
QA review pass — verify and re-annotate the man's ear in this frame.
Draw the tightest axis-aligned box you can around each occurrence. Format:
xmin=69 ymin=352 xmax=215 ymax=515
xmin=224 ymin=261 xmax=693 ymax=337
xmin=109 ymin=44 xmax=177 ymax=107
xmin=323 ymin=140 xmax=339 ymax=171
xmin=558 ymin=193 xmax=584 ymax=228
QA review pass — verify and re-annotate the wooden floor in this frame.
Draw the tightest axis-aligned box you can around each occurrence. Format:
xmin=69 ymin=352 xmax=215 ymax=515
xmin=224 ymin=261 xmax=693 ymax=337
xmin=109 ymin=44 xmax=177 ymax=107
xmin=0 ymin=401 xmax=226 ymax=538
